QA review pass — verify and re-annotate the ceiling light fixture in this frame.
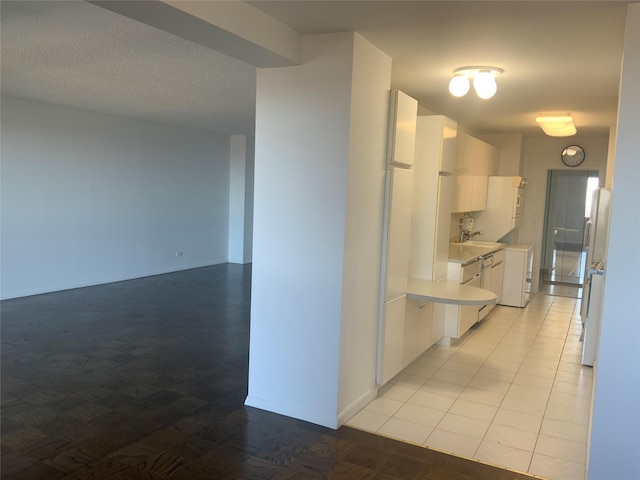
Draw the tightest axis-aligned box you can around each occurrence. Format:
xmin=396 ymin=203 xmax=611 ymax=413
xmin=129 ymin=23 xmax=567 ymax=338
xmin=536 ymin=114 xmax=577 ymax=137
xmin=448 ymin=66 xmax=503 ymax=99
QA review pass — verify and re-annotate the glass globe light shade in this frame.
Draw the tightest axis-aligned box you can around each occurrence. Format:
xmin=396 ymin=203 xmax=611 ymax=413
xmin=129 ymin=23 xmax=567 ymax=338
xmin=448 ymin=74 xmax=470 ymax=97
xmin=473 ymin=71 xmax=497 ymax=99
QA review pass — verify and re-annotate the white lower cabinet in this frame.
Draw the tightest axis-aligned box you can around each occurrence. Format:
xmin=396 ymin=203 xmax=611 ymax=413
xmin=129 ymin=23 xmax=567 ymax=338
xmin=380 ymin=295 xmax=407 ymax=385
xmin=431 ymin=303 xmax=446 ymax=345
xmin=480 ymin=248 xmax=505 ymax=319
xmin=500 ymin=245 xmax=534 ymax=307
xmin=491 ymin=255 xmax=505 ymax=304
xmin=404 ymin=299 xmax=433 ymax=366
xmin=444 ymin=260 xmax=481 ymax=340
xmin=380 ymin=296 xmax=446 ymax=386
xmin=445 ymin=297 xmax=480 ymax=340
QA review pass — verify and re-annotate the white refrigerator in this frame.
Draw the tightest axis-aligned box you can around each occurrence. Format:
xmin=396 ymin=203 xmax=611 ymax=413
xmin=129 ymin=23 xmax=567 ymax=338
xmin=377 ymin=166 xmax=414 ymax=385
xmin=582 ymin=188 xmax=611 ymax=282
xmin=580 ymin=188 xmax=611 ymax=366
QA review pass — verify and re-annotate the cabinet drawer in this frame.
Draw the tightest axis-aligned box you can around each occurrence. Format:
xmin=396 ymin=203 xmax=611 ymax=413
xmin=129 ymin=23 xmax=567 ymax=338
xmin=459 ymin=305 xmax=479 ymax=334
xmin=460 ymin=259 xmax=482 ymax=283
xmin=493 ymin=249 xmax=505 ymax=264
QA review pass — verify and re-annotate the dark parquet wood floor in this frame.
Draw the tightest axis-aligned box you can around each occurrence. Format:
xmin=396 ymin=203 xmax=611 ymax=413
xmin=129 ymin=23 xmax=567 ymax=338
xmin=1 ymin=264 xmax=538 ymax=479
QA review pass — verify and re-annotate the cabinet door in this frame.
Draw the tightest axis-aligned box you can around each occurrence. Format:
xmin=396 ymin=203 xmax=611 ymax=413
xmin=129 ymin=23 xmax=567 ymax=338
xmin=452 ymin=175 xmax=488 ymax=213
xmin=459 ymin=304 xmax=480 ymax=334
xmin=440 ymin=117 xmax=458 ymax=173
xmin=452 ymin=175 xmax=473 ymax=212
xmin=434 ymin=175 xmax=454 ymax=280
xmin=444 ymin=299 xmax=479 ymax=338
xmin=479 ymin=264 xmax=492 ymax=320
xmin=492 ymin=261 xmax=505 ymax=304
xmin=501 ymin=250 xmax=526 ymax=307
xmin=404 ymin=299 xmax=433 ymax=366
xmin=431 ymin=302 xmax=446 ymax=344
xmin=471 ymin=176 xmax=488 ymax=211
xmin=387 ymin=90 xmax=418 ymax=167
xmin=384 ymin=168 xmax=414 ymax=299
xmin=455 ymin=132 xmax=499 ymax=176
xmin=380 ymin=296 xmax=407 ymax=385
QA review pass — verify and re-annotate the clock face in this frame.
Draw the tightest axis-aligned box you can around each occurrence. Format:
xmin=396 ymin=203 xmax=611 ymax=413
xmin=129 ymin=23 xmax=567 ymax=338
xmin=561 ymin=145 xmax=585 ymax=167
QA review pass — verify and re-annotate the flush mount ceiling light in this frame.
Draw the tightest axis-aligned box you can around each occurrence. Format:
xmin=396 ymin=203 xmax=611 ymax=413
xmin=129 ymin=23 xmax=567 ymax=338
xmin=536 ymin=114 xmax=577 ymax=137
xmin=448 ymin=66 xmax=503 ymax=99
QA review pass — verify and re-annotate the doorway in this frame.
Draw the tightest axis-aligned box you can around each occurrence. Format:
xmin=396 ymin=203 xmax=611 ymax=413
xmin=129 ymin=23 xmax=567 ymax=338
xmin=540 ymin=169 xmax=599 ymax=297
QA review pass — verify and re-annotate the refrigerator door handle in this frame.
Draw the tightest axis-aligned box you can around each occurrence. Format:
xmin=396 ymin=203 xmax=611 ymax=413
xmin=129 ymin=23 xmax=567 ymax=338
xmin=584 ymin=220 xmax=593 ymax=249
xmin=587 ymin=261 xmax=605 ymax=276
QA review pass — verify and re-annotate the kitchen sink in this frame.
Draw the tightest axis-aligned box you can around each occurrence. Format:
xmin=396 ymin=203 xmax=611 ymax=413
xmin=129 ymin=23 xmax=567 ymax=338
xmin=455 ymin=240 xmax=505 ymax=249
xmin=449 ymin=240 xmax=505 ymax=265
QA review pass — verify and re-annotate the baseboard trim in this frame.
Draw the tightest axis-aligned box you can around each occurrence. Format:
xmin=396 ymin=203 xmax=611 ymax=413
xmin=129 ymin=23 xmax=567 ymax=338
xmin=0 ymin=262 xmax=228 ymax=300
xmin=337 ymin=386 xmax=379 ymax=427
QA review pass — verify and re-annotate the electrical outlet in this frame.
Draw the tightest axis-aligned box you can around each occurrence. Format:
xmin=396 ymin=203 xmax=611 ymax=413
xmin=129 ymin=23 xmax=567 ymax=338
xmin=176 ymin=250 xmax=183 ymax=257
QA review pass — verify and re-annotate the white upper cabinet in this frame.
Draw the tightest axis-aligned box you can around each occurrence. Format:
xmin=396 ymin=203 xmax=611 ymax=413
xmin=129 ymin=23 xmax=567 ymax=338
xmin=451 ymin=132 xmax=498 ymax=213
xmin=473 ymin=176 xmax=525 ymax=240
xmin=456 ymin=132 xmax=499 ymax=174
xmin=452 ymin=175 xmax=488 ymax=213
xmin=387 ymin=90 xmax=418 ymax=167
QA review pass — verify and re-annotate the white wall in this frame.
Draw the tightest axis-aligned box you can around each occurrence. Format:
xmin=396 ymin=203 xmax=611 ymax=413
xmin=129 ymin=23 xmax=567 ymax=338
xmin=604 ymin=126 xmax=616 ymax=189
xmin=1 ymin=96 xmax=230 ymax=299
xmin=228 ymin=135 xmax=254 ymax=264
xmin=247 ymin=32 xmax=390 ymax=428
xmin=244 ymin=137 xmax=255 ymax=263
xmin=588 ymin=4 xmax=640 ymax=478
xmin=518 ymin=135 xmax=609 ymax=292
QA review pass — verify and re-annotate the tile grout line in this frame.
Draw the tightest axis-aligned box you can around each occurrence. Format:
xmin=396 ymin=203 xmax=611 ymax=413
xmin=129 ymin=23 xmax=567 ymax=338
xmin=526 ymin=297 xmax=589 ymax=474
xmin=525 ymin=296 xmax=571 ymax=473
xmin=425 ymin=305 xmax=517 ymax=450
xmin=360 ymin=294 xmax=589 ymax=477
xmin=425 ymin=301 xmax=545 ymax=456
xmin=470 ymin=300 xmax=549 ymax=465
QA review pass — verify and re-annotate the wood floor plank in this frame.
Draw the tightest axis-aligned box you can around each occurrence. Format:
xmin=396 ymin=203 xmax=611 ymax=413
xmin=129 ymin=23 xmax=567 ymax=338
xmin=1 ymin=264 xmax=538 ymax=479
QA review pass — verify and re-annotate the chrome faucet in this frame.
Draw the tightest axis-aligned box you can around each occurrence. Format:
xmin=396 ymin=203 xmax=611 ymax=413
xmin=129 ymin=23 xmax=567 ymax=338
xmin=459 ymin=230 xmax=483 ymax=242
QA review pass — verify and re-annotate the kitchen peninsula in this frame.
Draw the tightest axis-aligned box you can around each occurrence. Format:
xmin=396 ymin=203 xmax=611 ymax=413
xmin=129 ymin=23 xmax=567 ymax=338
xmin=379 ymin=242 xmax=500 ymax=386
xmin=406 ymin=277 xmax=496 ymax=305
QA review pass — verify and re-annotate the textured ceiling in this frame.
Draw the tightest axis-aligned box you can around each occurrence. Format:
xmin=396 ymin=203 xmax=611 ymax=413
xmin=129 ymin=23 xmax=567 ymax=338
xmin=0 ymin=1 xmax=256 ymax=134
xmin=0 ymin=1 xmax=632 ymax=137
xmin=249 ymin=1 xmax=628 ymax=136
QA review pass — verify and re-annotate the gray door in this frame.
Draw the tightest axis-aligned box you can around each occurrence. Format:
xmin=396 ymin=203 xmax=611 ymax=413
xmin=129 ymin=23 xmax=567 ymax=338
xmin=541 ymin=170 xmax=599 ymax=288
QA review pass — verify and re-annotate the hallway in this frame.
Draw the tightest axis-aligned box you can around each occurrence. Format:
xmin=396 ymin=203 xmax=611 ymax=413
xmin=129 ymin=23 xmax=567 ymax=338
xmin=347 ymin=295 xmax=592 ymax=479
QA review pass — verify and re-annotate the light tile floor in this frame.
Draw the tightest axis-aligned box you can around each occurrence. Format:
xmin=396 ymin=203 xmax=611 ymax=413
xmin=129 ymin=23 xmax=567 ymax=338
xmin=347 ymin=294 xmax=592 ymax=480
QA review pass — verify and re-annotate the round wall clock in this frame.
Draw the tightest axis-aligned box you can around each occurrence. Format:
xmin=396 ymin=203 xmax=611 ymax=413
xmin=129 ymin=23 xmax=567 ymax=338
xmin=561 ymin=145 xmax=585 ymax=167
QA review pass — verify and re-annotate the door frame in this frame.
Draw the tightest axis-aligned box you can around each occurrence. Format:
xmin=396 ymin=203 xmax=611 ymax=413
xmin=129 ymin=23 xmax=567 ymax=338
xmin=540 ymin=169 xmax=599 ymax=288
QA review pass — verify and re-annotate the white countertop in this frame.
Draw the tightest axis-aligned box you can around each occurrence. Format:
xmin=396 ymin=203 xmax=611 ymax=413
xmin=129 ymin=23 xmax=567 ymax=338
xmin=448 ymin=241 xmax=506 ymax=265
xmin=406 ymin=277 xmax=497 ymax=306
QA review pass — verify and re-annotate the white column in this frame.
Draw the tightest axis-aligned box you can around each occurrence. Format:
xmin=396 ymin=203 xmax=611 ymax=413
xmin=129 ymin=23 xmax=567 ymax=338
xmin=246 ymin=32 xmax=391 ymax=428
xmin=228 ymin=135 xmax=254 ymax=264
